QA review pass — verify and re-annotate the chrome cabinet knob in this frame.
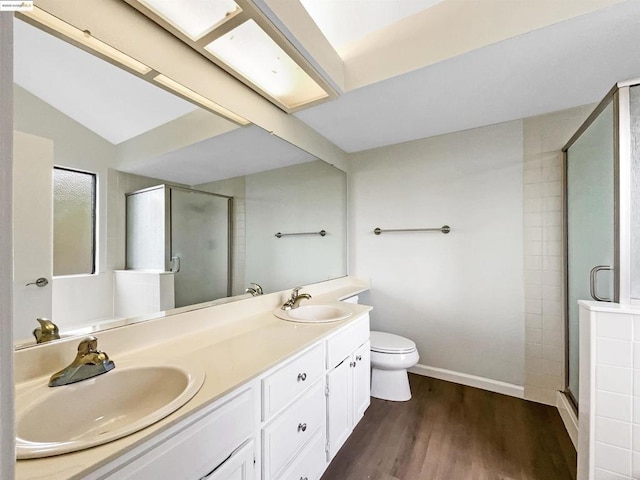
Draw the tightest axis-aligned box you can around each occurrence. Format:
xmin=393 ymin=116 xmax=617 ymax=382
xmin=356 ymin=355 xmax=362 ymax=361
xmin=297 ymin=422 xmax=307 ymax=432
xmin=297 ymin=373 xmax=307 ymax=382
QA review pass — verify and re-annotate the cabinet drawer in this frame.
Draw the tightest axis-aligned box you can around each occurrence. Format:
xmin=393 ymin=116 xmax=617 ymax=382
xmin=277 ymin=429 xmax=326 ymax=480
xmin=204 ymin=439 xmax=254 ymax=480
xmin=326 ymin=314 xmax=369 ymax=369
xmin=262 ymin=343 xmax=324 ymax=421
xmin=263 ymin=381 xmax=325 ymax=480
xmin=107 ymin=388 xmax=255 ymax=479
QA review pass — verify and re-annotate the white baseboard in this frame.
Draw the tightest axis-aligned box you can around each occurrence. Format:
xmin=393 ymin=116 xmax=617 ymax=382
xmin=409 ymin=364 xmax=525 ymax=399
xmin=556 ymin=391 xmax=578 ymax=449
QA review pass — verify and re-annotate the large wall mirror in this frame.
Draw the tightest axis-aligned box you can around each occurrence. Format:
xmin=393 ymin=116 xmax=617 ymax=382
xmin=13 ymin=17 xmax=347 ymax=348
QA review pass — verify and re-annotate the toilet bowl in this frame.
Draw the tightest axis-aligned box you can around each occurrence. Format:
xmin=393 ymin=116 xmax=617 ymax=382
xmin=370 ymin=331 xmax=419 ymax=401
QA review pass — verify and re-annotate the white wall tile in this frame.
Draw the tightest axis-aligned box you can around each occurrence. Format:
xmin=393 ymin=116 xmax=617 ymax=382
xmin=632 ymin=425 xmax=640 ymax=452
xmin=598 ymin=339 xmax=633 ymax=367
xmin=596 ymin=391 xmax=632 ymax=422
xmin=595 ymin=467 xmax=631 ymax=480
xmin=525 ymin=328 xmax=542 ymax=344
xmin=596 ymin=416 xmax=632 ymax=449
xmin=633 ymin=452 xmax=640 ymax=479
xmin=634 ymin=316 xmax=640 ymax=341
xmin=525 ymin=298 xmax=542 ymax=315
xmin=598 ymin=313 xmax=633 ymax=340
xmin=634 ymin=398 xmax=640 ymax=425
xmin=543 ymin=329 xmax=563 ymax=346
xmin=595 ymin=442 xmax=632 ymax=476
xmin=525 ymin=313 xmax=542 ymax=329
xmin=597 ymin=365 xmax=633 ymax=395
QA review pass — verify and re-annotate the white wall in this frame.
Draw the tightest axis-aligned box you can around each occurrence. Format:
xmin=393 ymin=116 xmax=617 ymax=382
xmin=14 ymin=85 xmax=115 ymax=328
xmin=245 ymin=160 xmax=348 ymax=294
xmin=349 ymin=121 xmax=525 ymax=386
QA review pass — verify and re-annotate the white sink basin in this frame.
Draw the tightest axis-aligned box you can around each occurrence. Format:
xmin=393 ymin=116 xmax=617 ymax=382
xmin=274 ymin=304 xmax=352 ymax=323
xmin=16 ymin=359 xmax=205 ymax=459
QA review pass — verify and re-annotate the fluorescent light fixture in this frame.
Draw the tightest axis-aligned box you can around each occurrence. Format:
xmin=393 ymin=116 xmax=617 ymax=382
xmin=21 ymin=7 xmax=152 ymax=75
xmin=205 ymin=19 xmax=329 ymax=110
xmin=154 ymin=74 xmax=250 ymax=126
xmin=138 ymin=0 xmax=241 ymax=41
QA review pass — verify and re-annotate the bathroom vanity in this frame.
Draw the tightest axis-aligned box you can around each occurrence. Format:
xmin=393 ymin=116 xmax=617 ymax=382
xmin=14 ymin=277 xmax=370 ymax=480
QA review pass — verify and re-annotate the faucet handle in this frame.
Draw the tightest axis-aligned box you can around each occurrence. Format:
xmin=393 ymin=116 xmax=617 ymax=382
xmin=77 ymin=336 xmax=99 ymax=355
xmin=291 ymin=287 xmax=302 ymax=298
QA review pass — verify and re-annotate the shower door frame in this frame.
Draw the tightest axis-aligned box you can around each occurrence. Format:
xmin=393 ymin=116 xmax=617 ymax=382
xmin=561 ymin=79 xmax=637 ymax=411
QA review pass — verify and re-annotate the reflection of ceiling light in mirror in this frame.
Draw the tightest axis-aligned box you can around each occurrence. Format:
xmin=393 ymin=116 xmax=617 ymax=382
xmin=20 ymin=7 xmax=152 ymax=76
xmin=138 ymin=0 xmax=241 ymax=40
xmin=153 ymin=74 xmax=250 ymax=126
xmin=205 ymin=20 xmax=329 ymax=110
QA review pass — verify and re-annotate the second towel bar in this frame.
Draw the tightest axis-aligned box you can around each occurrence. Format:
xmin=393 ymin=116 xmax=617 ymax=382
xmin=374 ymin=225 xmax=450 ymax=235
xmin=276 ymin=230 xmax=327 ymax=238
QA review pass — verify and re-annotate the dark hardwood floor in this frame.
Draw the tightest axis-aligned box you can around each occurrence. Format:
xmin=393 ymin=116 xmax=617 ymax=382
xmin=321 ymin=374 xmax=576 ymax=480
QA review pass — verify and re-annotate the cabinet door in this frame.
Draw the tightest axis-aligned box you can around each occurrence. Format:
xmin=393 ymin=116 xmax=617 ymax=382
xmin=326 ymin=358 xmax=352 ymax=460
xmin=352 ymin=341 xmax=370 ymax=425
xmin=204 ymin=440 xmax=255 ymax=480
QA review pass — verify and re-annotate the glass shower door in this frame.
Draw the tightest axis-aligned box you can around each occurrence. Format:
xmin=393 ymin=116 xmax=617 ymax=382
xmin=565 ymin=101 xmax=615 ymax=406
xmin=170 ymin=188 xmax=231 ymax=308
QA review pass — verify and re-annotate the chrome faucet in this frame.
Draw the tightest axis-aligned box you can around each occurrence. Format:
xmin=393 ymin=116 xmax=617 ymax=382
xmin=49 ymin=336 xmax=115 ymax=387
xmin=245 ymin=282 xmax=264 ymax=296
xmin=281 ymin=287 xmax=311 ymax=310
xmin=33 ymin=318 xmax=60 ymax=344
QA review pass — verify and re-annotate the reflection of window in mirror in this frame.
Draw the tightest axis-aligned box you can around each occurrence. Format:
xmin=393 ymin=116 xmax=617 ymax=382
xmin=53 ymin=167 xmax=97 ymax=276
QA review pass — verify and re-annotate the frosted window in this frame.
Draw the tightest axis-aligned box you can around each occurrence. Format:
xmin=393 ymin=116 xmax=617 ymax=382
xmin=53 ymin=167 xmax=96 ymax=276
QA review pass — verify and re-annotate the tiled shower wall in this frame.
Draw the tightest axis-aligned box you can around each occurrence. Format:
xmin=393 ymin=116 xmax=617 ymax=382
xmin=523 ymin=105 xmax=595 ymax=405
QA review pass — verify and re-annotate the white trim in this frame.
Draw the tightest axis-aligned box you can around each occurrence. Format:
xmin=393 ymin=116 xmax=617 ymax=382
xmin=0 ymin=12 xmax=15 ymax=479
xmin=409 ymin=364 xmax=524 ymax=399
xmin=556 ymin=391 xmax=578 ymax=449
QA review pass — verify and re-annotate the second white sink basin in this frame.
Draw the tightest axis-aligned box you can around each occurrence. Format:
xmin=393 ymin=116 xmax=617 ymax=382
xmin=274 ymin=304 xmax=352 ymax=323
xmin=16 ymin=359 xmax=205 ymax=459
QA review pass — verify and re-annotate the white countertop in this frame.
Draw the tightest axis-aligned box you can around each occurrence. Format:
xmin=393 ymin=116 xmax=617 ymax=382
xmin=15 ymin=277 xmax=371 ymax=479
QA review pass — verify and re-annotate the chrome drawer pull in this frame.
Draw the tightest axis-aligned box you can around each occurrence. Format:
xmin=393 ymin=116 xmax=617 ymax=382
xmin=297 ymin=373 xmax=307 ymax=382
xmin=297 ymin=422 xmax=307 ymax=432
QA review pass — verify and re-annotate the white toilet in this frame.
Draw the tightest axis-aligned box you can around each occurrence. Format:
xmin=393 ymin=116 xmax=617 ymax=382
xmin=370 ymin=331 xmax=420 ymax=401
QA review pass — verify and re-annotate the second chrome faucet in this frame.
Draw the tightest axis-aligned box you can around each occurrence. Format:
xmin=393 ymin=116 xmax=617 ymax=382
xmin=281 ymin=287 xmax=311 ymax=310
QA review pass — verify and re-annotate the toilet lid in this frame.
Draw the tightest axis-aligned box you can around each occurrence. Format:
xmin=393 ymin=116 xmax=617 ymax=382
xmin=370 ymin=331 xmax=416 ymax=354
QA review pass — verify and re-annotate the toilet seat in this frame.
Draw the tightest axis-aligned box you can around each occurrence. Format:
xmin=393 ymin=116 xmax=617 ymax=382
xmin=370 ymin=331 xmax=416 ymax=354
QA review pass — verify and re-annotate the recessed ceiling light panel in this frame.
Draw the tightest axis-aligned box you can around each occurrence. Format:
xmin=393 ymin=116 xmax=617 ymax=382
xmin=138 ymin=0 xmax=241 ymax=40
xmin=205 ymin=19 xmax=329 ymax=110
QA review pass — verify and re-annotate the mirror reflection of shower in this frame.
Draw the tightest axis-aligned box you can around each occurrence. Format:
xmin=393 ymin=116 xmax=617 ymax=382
xmin=123 ymin=185 xmax=231 ymax=317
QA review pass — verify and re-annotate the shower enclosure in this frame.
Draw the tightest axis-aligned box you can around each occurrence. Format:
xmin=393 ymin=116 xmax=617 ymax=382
xmin=126 ymin=185 xmax=232 ymax=308
xmin=563 ymin=79 xmax=640 ymax=409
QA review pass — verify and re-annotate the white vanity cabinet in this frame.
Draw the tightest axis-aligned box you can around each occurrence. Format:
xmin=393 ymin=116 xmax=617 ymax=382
xmin=261 ymin=344 xmax=326 ymax=480
xmin=95 ymin=387 xmax=257 ymax=480
xmin=55 ymin=311 xmax=370 ymax=480
xmin=325 ymin=315 xmax=371 ymax=460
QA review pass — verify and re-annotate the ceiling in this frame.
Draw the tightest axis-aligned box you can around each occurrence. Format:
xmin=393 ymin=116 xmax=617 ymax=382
xmin=298 ymin=0 xmax=445 ymax=52
xmin=293 ymin=0 xmax=640 ymax=152
xmin=13 ymin=0 xmax=640 ymax=179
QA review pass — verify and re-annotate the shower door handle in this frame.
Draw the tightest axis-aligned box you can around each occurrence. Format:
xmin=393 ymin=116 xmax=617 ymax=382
xmin=170 ymin=256 xmax=181 ymax=273
xmin=590 ymin=265 xmax=612 ymax=302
